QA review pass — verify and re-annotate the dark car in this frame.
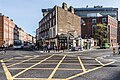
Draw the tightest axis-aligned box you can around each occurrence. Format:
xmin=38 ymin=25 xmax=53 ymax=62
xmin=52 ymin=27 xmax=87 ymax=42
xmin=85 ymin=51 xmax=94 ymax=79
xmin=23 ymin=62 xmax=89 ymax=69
xmin=70 ymin=47 xmax=80 ymax=51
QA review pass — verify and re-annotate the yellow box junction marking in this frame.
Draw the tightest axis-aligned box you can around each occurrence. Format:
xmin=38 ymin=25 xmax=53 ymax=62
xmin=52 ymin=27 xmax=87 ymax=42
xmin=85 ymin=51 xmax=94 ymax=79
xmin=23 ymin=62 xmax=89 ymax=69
xmin=47 ymin=55 xmax=66 ymax=80
xmin=78 ymin=56 xmax=86 ymax=72
xmin=13 ymin=54 xmax=55 ymax=78
xmin=14 ymin=78 xmax=66 ymax=80
xmin=9 ymin=67 xmax=83 ymax=71
xmin=1 ymin=60 xmax=13 ymax=80
xmin=65 ymin=61 xmax=115 ymax=80
xmin=3 ymin=58 xmax=14 ymax=62
xmin=95 ymin=58 xmax=105 ymax=66
xmin=7 ymin=56 xmax=38 ymax=67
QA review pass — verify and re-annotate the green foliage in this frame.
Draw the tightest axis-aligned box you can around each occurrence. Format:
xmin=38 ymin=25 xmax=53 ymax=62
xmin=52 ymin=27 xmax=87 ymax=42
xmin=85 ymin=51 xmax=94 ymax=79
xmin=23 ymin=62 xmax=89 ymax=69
xmin=93 ymin=23 xmax=109 ymax=46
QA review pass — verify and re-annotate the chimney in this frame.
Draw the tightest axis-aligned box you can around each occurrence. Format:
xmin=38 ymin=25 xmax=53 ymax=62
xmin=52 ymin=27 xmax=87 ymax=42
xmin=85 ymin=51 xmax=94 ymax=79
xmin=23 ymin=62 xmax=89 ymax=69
xmin=62 ymin=2 xmax=67 ymax=10
xmin=69 ymin=6 xmax=74 ymax=14
xmin=6 ymin=16 xmax=9 ymax=18
xmin=10 ymin=19 xmax=13 ymax=21
xmin=0 ymin=13 xmax=2 ymax=16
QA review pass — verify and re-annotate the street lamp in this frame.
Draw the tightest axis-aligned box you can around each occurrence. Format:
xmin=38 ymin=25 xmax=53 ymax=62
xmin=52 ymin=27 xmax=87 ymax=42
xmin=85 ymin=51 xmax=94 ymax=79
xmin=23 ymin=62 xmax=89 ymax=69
xmin=79 ymin=35 xmax=83 ymax=51
xmin=67 ymin=30 xmax=75 ymax=51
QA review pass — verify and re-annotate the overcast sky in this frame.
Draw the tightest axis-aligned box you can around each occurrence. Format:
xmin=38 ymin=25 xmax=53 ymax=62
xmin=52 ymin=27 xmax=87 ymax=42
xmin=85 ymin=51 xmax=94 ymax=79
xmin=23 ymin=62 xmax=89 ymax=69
xmin=0 ymin=0 xmax=119 ymax=36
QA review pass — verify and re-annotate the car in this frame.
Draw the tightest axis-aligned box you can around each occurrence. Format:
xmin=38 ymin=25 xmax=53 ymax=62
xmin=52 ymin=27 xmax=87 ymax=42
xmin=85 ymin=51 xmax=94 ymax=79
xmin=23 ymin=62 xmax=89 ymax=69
xmin=100 ymin=43 xmax=110 ymax=49
xmin=70 ymin=47 xmax=80 ymax=51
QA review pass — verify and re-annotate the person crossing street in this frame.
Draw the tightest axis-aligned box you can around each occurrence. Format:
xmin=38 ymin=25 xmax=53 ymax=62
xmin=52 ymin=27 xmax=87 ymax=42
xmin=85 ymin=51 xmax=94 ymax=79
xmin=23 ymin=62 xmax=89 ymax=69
xmin=118 ymin=46 xmax=120 ymax=55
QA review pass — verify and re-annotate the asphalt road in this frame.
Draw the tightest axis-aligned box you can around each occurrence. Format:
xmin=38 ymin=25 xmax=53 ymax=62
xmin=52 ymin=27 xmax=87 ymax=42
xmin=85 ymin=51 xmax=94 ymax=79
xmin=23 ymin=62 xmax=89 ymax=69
xmin=0 ymin=49 xmax=120 ymax=80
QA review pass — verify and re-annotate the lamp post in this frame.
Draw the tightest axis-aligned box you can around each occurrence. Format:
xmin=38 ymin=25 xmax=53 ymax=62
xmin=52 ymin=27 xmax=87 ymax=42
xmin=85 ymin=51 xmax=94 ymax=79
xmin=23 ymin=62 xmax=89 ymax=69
xmin=67 ymin=30 xmax=75 ymax=51
xmin=67 ymin=35 xmax=69 ymax=51
xmin=79 ymin=36 xmax=83 ymax=51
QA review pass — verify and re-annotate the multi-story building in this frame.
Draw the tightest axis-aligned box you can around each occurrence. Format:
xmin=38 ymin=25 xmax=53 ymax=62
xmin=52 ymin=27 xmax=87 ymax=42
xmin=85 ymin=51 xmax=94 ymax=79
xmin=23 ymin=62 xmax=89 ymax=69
xmin=37 ymin=3 xmax=81 ymax=49
xmin=42 ymin=6 xmax=118 ymax=20
xmin=14 ymin=25 xmax=19 ymax=40
xmin=0 ymin=13 xmax=36 ymax=47
xmin=0 ymin=13 xmax=15 ymax=46
xmin=27 ymin=34 xmax=33 ymax=43
xmin=18 ymin=28 xmax=24 ymax=41
xmin=81 ymin=15 xmax=118 ymax=46
xmin=118 ymin=21 xmax=120 ymax=44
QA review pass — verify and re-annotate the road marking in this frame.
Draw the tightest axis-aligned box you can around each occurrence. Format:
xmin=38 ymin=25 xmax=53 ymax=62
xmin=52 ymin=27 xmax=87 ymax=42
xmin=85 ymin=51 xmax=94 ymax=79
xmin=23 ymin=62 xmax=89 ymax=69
xmin=7 ymin=56 xmax=38 ymax=67
xmin=14 ymin=78 xmax=47 ymax=80
xmin=95 ymin=59 xmax=105 ymax=66
xmin=47 ymin=55 xmax=66 ymax=80
xmin=78 ymin=56 xmax=86 ymax=72
xmin=14 ymin=78 xmax=66 ymax=80
xmin=1 ymin=60 xmax=13 ymax=80
xmin=3 ymin=58 xmax=14 ymax=62
xmin=13 ymin=54 xmax=55 ymax=78
xmin=9 ymin=68 xmax=83 ymax=70
xmin=66 ymin=61 xmax=115 ymax=80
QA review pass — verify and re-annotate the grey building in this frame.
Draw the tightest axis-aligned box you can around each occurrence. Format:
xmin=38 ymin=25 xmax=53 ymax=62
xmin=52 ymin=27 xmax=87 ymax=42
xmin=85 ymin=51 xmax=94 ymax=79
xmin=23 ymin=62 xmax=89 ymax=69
xmin=42 ymin=6 xmax=118 ymax=20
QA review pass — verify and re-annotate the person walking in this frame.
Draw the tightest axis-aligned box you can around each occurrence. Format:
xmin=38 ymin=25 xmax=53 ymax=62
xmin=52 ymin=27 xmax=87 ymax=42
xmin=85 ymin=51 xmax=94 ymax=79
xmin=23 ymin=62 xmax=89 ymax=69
xmin=1 ymin=43 xmax=6 ymax=54
xmin=118 ymin=46 xmax=120 ymax=55
xmin=54 ymin=45 xmax=57 ymax=52
xmin=113 ymin=47 xmax=116 ymax=55
xmin=48 ymin=44 xmax=50 ymax=53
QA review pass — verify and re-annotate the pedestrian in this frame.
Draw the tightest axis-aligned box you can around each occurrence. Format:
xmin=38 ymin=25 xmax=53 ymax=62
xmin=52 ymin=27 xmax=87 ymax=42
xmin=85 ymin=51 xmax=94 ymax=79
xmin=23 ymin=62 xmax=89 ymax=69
xmin=113 ymin=47 xmax=116 ymax=55
xmin=57 ymin=46 xmax=59 ymax=52
xmin=48 ymin=44 xmax=50 ymax=53
xmin=45 ymin=44 xmax=48 ymax=52
xmin=1 ymin=44 xmax=6 ymax=54
xmin=54 ymin=45 xmax=57 ymax=52
xmin=43 ymin=44 xmax=45 ymax=52
xmin=118 ymin=46 xmax=120 ymax=55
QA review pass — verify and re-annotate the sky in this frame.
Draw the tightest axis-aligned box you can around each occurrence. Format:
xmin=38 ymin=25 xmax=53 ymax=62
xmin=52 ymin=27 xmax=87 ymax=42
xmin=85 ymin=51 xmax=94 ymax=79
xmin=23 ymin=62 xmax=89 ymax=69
xmin=0 ymin=0 xmax=119 ymax=36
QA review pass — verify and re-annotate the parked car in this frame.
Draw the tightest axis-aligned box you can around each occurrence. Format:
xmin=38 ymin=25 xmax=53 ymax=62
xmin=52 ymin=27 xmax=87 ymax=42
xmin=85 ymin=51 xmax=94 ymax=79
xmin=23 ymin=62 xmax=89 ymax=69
xmin=100 ymin=43 xmax=110 ymax=49
xmin=70 ymin=47 xmax=80 ymax=51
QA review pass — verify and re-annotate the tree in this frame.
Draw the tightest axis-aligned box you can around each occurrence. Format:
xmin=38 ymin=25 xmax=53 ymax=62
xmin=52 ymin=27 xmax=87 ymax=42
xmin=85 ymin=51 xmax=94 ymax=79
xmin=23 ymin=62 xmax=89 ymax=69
xmin=93 ymin=23 xmax=109 ymax=46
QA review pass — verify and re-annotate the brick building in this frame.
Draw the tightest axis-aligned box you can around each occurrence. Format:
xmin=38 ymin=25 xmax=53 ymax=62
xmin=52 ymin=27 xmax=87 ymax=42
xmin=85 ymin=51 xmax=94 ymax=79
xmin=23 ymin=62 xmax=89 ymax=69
xmin=0 ymin=13 xmax=36 ymax=47
xmin=14 ymin=25 xmax=19 ymax=40
xmin=37 ymin=3 xmax=81 ymax=49
xmin=81 ymin=15 xmax=118 ymax=46
xmin=118 ymin=21 xmax=120 ymax=44
xmin=0 ymin=13 xmax=15 ymax=46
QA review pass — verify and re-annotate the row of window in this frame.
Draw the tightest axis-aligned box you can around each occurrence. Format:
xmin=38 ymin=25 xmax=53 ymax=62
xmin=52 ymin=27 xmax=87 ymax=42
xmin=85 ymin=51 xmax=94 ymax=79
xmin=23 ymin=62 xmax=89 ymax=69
xmin=38 ymin=27 xmax=56 ymax=39
xmin=40 ymin=18 xmax=56 ymax=32
xmin=92 ymin=18 xmax=106 ymax=23
xmin=39 ymin=30 xmax=49 ymax=38
xmin=40 ymin=10 xmax=55 ymax=26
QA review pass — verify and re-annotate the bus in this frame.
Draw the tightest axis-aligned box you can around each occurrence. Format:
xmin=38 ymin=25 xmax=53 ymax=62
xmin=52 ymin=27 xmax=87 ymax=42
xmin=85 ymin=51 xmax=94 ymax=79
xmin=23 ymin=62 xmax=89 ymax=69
xmin=13 ymin=40 xmax=24 ymax=49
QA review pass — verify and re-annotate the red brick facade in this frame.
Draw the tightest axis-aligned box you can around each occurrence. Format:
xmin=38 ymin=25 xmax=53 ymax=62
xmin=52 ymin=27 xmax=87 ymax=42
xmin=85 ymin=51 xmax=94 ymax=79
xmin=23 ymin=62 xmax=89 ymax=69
xmin=82 ymin=15 xmax=118 ymax=46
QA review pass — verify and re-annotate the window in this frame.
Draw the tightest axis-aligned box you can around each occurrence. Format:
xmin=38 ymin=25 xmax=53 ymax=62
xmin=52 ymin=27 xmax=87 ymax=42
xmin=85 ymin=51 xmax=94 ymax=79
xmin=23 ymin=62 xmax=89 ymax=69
xmin=47 ymin=16 xmax=49 ymax=20
xmin=49 ymin=29 xmax=52 ymax=38
xmin=92 ymin=25 xmax=96 ymax=34
xmin=92 ymin=19 xmax=96 ymax=23
xmin=102 ymin=18 xmax=106 ymax=22
xmin=53 ymin=28 xmax=55 ymax=37
xmin=50 ymin=13 xmax=52 ymax=19
xmin=49 ymin=20 xmax=51 ymax=27
xmin=53 ymin=18 xmax=55 ymax=26
xmin=53 ymin=11 xmax=55 ymax=16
